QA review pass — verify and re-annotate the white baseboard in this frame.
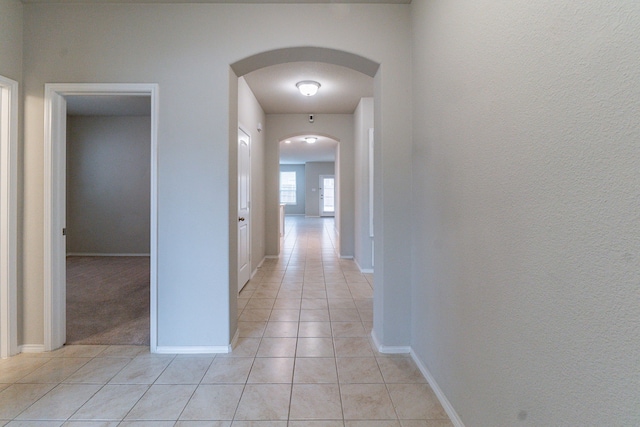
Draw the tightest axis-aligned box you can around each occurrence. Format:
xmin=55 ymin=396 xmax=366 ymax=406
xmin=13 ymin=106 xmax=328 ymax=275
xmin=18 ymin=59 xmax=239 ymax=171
xmin=252 ymin=257 xmax=266 ymax=278
xmin=155 ymin=344 xmax=232 ymax=354
xmin=354 ymin=258 xmax=373 ymax=274
xmin=370 ymin=331 xmax=464 ymax=426
xmin=19 ymin=344 xmax=46 ymax=353
xmin=370 ymin=330 xmax=411 ymax=354
xmin=66 ymin=253 xmax=150 ymax=257
xmin=230 ymin=328 xmax=239 ymax=350
xmin=339 ymin=255 xmax=354 ymax=260
xmin=410 ymin=349 xmax=466 ymax=427
xmin=264 ymin=255 xmax=279 ymax=259
xmin=154 ymin=328 xmax=239 ymax=355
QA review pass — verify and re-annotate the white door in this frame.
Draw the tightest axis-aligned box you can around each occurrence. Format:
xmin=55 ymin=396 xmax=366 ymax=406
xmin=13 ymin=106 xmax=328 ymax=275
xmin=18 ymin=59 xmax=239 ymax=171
xmin=48 ymin=90 xmax=68 ymax=350
xmin=238 ymin=128 xmax=251 ymax=292
xmin=319 ymin=175 xmax=335 ymax=217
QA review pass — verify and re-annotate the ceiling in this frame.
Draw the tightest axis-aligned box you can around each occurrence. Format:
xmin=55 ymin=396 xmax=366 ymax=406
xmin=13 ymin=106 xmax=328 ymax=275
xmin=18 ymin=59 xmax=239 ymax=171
xmin=245 ymin=61 xmax=373 ymax=164
xmin=23 ymin=0 xmax=409 ymax=3
xmin=244 ymin=61 xmax=372 ymax=115
xmin=279 ymin=135 xmax=338 ymax=165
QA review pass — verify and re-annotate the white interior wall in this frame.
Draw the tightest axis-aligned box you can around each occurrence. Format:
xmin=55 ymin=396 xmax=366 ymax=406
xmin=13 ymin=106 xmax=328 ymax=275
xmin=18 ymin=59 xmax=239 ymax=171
xmin=411 ymin=1 xmax=640 ymax=425
xmin=66 ymin=115 xmax=150 ymax=255
xmin=238 ymin=77 xmax=266 ymax=275
xmin=20 ymin=3 xmax=412 ymax=350
xmin=227 ymin=68 xmax=239 ymax=345
xmin=354 ymin=98 xmax=373 ymax=271
xmin=372 ymin=63 xmax=413 ymax=349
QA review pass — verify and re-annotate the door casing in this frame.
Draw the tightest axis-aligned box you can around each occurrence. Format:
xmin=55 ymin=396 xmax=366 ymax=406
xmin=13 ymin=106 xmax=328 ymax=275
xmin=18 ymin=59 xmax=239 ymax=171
xmin=44 ymin=83 xmax=159 ymax=352
xmin=238 ymin=127 xmax=251 ymax=292
xmin=0 ymin=75 xmax=18 ymax=358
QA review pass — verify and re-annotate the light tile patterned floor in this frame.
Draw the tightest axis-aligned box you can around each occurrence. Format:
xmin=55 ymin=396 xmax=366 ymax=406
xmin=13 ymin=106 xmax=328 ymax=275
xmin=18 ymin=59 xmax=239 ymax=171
xmin=0 ymin=217 xmax=452 ymax=426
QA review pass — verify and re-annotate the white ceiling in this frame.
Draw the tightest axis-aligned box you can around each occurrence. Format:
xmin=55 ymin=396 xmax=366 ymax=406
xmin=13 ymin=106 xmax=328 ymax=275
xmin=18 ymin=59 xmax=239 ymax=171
xmin=244 ymin=61 xmax=373 ymax=114
xmin=245 ymin=61 xmax=373 ymax=164
xmin=279 ymin=135 xmax=338 ymax=165
xmin=23 ymin=0 xmax=409 ymax=3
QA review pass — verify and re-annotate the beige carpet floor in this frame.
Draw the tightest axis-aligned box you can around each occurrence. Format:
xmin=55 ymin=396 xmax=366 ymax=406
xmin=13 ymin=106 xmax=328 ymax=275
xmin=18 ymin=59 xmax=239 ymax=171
xmin=66 ymin=256 xmax=150 ymax=345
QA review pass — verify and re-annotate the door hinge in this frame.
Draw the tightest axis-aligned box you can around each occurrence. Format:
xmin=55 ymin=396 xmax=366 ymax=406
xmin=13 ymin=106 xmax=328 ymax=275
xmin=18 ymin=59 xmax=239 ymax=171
xmin=62 ymin=228 xmax=67 ymax=236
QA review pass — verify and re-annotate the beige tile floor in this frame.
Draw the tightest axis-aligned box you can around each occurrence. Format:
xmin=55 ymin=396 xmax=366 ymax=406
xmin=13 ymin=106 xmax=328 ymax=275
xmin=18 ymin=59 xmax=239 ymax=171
xmin=0 ymin=217 xmax=452 ymax=427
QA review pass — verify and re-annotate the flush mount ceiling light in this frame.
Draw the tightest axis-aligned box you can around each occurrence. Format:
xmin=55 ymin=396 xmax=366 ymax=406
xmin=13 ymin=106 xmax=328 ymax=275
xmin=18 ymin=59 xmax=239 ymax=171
xmin=305 ymin=137 xmax=317 ymax=144
xmin=296 ymin=81 xmax=321 ymax=97
xmin=284 ymin=140 xmax=291 ymax=144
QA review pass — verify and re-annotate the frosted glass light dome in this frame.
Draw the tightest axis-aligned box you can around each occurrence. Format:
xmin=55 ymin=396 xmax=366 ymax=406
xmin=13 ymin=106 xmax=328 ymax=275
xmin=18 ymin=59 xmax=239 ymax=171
xmin=296 ymin=81 xmax=321 ymax=96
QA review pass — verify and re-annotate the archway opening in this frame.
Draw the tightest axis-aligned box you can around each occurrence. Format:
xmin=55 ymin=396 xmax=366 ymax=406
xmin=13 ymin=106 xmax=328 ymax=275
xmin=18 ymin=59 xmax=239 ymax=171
xmin=229 ymin=47 xmax=379 ymax=345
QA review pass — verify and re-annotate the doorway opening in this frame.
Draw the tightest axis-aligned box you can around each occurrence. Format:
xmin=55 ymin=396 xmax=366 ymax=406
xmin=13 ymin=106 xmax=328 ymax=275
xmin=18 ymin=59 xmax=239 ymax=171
xmin=279 ymin=134 xmax=338 ymax=223
xmin=65 ymin=102 xmax=151 ymax=345
xmin=44 ymin=83 xmax=159 ymax=352
xmin=230 ymin=46 xmax=379 ymax=349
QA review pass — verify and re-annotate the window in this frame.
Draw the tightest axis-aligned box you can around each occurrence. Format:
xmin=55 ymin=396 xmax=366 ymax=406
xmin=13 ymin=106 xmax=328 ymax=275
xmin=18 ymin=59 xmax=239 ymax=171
xmin=280 ymin=171 xmax=297 ymax=204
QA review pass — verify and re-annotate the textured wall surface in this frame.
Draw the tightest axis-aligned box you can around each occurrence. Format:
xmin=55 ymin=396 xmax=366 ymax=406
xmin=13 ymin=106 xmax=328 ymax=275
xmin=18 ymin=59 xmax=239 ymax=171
xmin=0 ymin=0 xmax=22 ymax=82
xmin=410 ymin=1 xmax=640 ymax=425
xmin=66 ymin=116 xmax=151 ymax=255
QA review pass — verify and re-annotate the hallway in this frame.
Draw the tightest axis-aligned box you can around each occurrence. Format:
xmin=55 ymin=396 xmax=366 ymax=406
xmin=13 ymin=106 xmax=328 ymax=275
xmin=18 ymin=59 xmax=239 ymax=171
xmin=0 ymin=216 xmax=451 ymax=425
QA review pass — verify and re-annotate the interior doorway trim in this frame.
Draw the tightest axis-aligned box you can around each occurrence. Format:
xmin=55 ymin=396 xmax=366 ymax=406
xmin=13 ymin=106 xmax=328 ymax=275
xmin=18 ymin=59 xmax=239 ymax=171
xmin=44 ymin=83 xmax=159 ymax=352
xmin=0 ymin=75 xmax=18 ymax=358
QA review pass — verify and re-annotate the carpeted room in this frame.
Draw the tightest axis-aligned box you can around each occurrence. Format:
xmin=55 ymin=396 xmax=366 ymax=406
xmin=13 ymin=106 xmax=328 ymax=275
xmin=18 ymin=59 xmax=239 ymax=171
xmin=65 ymin=110 xmax=151 ymax=346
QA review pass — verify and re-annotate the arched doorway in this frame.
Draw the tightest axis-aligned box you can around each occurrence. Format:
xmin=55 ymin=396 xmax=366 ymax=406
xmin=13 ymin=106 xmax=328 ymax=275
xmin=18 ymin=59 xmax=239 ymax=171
xmin=278 ymin=133 xmax=339 ymax=220
xmin=229 ymin=47 xmax=379 ymax=345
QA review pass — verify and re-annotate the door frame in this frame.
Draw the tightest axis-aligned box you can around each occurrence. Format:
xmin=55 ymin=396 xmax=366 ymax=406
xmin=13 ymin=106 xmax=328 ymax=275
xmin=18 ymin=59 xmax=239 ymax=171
xmin=0 ymin=75 xmax=18 ymax=358
xmin=44 ymin=83 xmax=159 ymax=352
xmin=237 ymin=126 xmax=251 ymax=292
